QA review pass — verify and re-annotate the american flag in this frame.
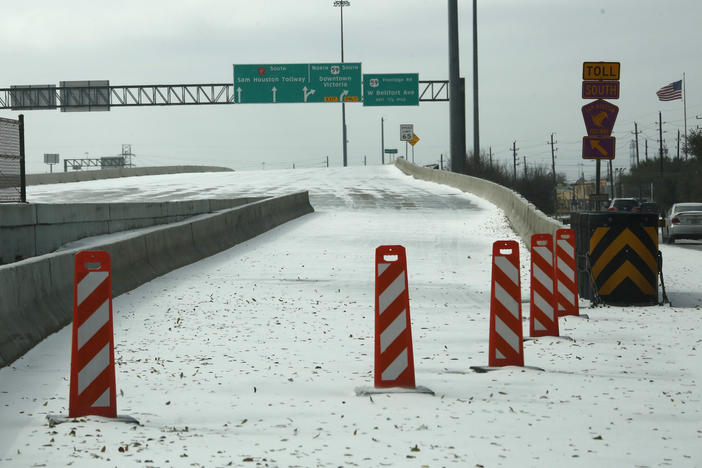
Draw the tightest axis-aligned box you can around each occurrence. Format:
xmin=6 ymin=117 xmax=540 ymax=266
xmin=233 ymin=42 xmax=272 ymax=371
xmin=656 ymin=80 xmax=683 ymax=101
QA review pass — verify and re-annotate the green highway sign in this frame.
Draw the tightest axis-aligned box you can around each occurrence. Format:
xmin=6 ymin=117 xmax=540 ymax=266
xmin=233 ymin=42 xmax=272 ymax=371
xmin=384 ymin=148 xmax=398 ymax=154
xmin=363 ymin=73 xmax=419 ymax=106
xmin=233 ymin=63 xmax=361 ymax=104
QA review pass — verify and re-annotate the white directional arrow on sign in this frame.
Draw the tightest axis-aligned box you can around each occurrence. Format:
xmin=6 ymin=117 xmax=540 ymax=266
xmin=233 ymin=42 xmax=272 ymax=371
xmin=236 ymin=87 xmax=242 ymax=103
xmin=340 ymin=90 xmax=349 ymax=102
xmin=272 ymin=87 xmax=277 ymax=103
xmin=303 ymin=87 xmax=316 ymax=102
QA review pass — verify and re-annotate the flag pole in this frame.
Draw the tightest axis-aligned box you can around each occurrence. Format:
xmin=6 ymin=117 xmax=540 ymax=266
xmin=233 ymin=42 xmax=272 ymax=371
xmin=683 ymin=72 xmax=688 ymax=159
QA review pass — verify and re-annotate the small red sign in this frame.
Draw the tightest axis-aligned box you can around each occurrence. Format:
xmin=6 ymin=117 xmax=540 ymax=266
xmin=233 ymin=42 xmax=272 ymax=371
xmin=257 ymin=67 xmax=266 ymax=77
xmin=582 ymin=81 xmax=620 ymax=99
xmin=582 ymin=136 xmax=615 ymax=160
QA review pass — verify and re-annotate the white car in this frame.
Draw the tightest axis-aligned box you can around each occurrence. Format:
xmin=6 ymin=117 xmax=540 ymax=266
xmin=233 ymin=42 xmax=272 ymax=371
xmin=662 ymin=203 xmax=702 ymax=244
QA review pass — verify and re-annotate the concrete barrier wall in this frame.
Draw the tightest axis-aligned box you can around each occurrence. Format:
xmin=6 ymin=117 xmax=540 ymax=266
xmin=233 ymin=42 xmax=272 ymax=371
xmin=26 ymin=165 xmax=233 ymax=186
xmin=0 ymin=198 xmax=262 ymax=265
xmin=0 ymin=191 xmax=314 ymax=368
xmin=395 ymin=158 xmax=563 ymax=243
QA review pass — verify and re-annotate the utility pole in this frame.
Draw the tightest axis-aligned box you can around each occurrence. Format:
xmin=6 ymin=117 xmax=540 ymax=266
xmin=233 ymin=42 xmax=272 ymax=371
xmin=364 ymin=155 xmax=367 ymax=166
xmin=380 ymin=117 xmax=385 ymax=164
xmin=645 ymin=139 xmax=648 ymax=160
xmin=511 ymin=141 xmax=518 ymax=186
xmin=326 ymin=156 xmax=329 ymax=168
xmin=448 ymin=0 xmax=466 ymax=174
xmin=488 ymin=147 xmax=492 ymax=168
xmin=440 ymin=153 xmax=444 ymax=170
xmin=548 ymin=133 xmax=557 ymax=185
xmin=549 ymin=133 xmax=557 ymax=212
xmin=523 ymin=155 xmax=527 ymax=179
xmin=633 ymin=122 xmax=641 ymax=165
xmin=659 ymin=111 xmax=664 ymax=174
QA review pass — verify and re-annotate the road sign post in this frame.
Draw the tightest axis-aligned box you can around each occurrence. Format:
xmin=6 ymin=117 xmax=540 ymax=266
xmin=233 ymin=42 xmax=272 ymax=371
xmin=581 ymin=61 xmax=620 ymax=203
xmin=408 ymin=133 xmax=420 ymax=163
xmin=233 ymin=63 xmax=361 ymax=104
xmin=43 ymin=153 xmax=59 ymax=173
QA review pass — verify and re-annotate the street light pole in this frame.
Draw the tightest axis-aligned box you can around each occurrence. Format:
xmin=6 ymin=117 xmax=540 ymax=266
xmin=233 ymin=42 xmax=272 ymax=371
xmin=334 ymin=1 xmax=350 ymax=167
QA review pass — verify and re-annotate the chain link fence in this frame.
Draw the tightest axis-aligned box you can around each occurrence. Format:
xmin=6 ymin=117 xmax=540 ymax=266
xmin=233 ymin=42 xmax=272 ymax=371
xmin=0 ymin=116 xmax=25 ymax=203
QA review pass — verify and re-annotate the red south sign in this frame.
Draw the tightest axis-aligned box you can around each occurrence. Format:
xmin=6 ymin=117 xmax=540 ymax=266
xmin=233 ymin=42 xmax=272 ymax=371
xmin=582 ymin=81 xmax=620 ymax=100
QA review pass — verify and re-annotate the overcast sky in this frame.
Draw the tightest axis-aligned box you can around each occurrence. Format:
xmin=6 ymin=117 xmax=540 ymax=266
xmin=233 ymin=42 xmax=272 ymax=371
xmin=2 ymin=0 xmax=701 ymax=179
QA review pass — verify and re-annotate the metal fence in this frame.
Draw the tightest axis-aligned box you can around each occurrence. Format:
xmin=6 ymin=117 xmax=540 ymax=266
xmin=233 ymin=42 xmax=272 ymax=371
xmin=0 ymin=115 xmax=25 ymax=203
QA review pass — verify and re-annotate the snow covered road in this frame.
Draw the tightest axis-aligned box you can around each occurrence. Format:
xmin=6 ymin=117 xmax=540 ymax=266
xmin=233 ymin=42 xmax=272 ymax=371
xmin=1 ymin=166 xmax=701 ymax=467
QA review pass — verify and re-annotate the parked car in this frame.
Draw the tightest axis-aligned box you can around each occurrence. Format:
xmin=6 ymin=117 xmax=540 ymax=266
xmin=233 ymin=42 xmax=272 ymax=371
xmin=639 ymin=201 xmax=661 ymax=215
xmin=607 ymin=198 xmax=640 ymax=212
xmin=662 ymin=202 xmax=702 ymax=244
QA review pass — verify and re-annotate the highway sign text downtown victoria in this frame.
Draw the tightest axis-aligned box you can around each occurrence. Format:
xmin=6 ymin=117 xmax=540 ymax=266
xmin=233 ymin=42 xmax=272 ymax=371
xmin=233 ymin=63 xmax=361 ymax=103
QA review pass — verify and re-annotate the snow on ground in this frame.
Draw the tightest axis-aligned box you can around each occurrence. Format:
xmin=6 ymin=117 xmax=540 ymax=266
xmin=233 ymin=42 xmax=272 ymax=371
xmin=1 ymin=165 xmax=701 ymax=467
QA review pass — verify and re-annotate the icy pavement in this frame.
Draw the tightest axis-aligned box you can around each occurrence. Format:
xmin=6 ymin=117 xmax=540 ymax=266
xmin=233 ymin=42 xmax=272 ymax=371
xmin=1 ymin=165 xmax=701 ymax=467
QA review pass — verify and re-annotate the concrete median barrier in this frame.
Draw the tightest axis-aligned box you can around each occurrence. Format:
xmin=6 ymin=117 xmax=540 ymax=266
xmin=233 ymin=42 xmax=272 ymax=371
xmin=0 ymin=198 xmax=262 ymax=265
xmin=0 ymin=192 xmax=314 ymax=368
xmin=394 ymin=158 xmax=563 ymax=244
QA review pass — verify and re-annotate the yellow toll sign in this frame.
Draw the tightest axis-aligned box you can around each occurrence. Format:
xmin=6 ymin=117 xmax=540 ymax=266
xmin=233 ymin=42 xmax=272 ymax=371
xmin=582 ymin=62 xmax=620 ymax=81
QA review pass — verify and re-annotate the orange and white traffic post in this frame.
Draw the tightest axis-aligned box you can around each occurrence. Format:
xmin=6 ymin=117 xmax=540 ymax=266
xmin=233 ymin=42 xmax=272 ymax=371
xmin=529 ymin=233 xmax=560 ymax=337
xmin=488 ymin=240 xmax=524 ymax=367
xmin=374 ymin=245 xmax=416 ymax=388
xmin=555 ymin=228 xmax=580 ymax=316
xmin=69 ymin=251 xmax=117 ymax=418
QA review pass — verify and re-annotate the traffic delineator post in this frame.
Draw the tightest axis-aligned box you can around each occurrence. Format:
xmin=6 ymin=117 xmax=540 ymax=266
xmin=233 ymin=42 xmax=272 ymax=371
xmin=488 ymin=240 xmax=524 ymax=367
xmin=69 ymin=251 xmax=117 ymax=418
xmin=555 ymin=228 xmax=580 ymax=317
xmin=373 ymin=245 xmax=416 ymax=388
xmin=529 ymin=234 xmax=559 ymax=337
xmin=471 ymin=240 xmax=544 ymax=374
xmin=355 ymin=246 xmax=433 ymax=396
xmin=48 ymin=251 xmax=138 ymax=426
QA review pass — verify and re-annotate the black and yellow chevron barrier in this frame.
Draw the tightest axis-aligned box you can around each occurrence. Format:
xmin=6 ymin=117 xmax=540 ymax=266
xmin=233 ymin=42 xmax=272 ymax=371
xmin=572 ymin=213 xmax=659 ymax=305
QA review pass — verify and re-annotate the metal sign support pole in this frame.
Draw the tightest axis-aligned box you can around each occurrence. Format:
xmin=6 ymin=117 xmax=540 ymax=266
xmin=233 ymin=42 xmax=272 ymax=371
xmin=19 ymin=114 xmax=26 ymax=203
